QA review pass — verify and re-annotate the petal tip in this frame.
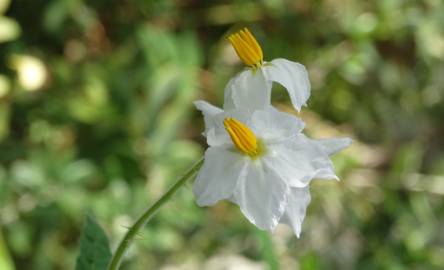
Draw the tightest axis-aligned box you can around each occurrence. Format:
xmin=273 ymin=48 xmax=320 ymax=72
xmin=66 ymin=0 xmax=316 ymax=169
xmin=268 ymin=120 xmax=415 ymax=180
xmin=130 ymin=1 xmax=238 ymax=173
xmin=193 ymin=100 xmax=205 ymax=110
xmin=295 ymin=231 xmax=301 ymax=238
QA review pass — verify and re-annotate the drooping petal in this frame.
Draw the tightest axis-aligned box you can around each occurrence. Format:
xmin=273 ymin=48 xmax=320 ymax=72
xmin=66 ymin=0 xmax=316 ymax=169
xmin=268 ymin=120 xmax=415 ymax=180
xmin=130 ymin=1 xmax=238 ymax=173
xmin=264 ymin=134 xmax=338 ymax=188
xmin=194 ymin=100 xmax=223 ymax=121
xmin=313 ymin=137 xmax=352 ymax=155
xmin=194 ymin=100 xmax=227 ymax=146
xmin=194 ymin=100 xmax=234 ymax=146
xmin=250 ymin=107 xmax=304 ymax=143
xmin=263 ymin=58 xmax=311 ymax=112
xmin=231 ymin=161 xmax=289 ymax=231
xmin=193 ymin=146 xmax=248 ymax=206
xmin=223 ymin=69 xmax=272 ymax=111
xmin=279 ymin=186 xmax=311 ymax=237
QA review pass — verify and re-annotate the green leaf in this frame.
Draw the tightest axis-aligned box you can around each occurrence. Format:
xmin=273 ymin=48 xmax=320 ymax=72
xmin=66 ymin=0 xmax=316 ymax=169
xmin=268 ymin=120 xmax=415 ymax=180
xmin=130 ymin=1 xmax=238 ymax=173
xmin=75 ymin=215 xmax=112 ymax=270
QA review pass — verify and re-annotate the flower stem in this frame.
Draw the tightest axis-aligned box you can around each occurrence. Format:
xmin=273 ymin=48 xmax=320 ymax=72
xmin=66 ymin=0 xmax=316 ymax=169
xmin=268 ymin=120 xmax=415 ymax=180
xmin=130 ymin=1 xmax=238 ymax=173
xmin=107 ymin=157 xmax=204 ymax=270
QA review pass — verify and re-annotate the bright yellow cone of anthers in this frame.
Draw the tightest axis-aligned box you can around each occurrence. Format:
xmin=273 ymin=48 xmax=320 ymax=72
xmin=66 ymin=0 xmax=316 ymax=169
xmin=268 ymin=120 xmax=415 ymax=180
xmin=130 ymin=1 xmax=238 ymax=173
xmin=224 ymin=117 xmax=261 ymax=157
xmin=228 ymin=28 xmax=263 ymax=70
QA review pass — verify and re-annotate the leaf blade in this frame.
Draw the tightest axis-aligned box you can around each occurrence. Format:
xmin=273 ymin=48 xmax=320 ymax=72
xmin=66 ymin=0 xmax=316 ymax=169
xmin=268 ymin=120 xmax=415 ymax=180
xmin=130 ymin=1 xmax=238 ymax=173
xmin=75 ymin=215 xmax=112 ymax=270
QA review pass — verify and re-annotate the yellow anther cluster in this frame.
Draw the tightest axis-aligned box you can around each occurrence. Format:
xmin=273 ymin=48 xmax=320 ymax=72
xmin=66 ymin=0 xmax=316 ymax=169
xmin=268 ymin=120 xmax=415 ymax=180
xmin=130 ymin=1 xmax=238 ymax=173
xmin=224 ymin=117 xmax=260 ymax=157
xmin=228 ymin=28 xmax=263 ymax=69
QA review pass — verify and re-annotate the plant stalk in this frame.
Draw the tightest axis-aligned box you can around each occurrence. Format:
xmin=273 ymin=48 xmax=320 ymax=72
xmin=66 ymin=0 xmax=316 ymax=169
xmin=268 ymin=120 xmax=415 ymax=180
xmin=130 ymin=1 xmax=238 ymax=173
xmin=107 ymin=157 xmax=204 ymax=270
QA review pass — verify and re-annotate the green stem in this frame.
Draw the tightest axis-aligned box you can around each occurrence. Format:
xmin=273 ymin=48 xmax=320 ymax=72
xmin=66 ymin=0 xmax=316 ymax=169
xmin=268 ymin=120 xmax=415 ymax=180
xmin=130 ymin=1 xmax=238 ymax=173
xmin=107 ymin=157 xmax=204 ymax=270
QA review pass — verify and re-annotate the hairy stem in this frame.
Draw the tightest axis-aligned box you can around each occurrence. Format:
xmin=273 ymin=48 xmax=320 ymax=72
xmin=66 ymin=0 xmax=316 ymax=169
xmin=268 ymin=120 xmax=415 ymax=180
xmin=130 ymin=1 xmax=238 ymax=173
xmin=107 ymin=157 xmax=204 ymax=270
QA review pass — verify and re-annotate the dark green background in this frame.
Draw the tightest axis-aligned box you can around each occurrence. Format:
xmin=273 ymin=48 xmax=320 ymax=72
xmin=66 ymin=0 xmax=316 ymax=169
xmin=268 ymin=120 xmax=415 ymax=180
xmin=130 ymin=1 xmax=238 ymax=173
xmin=1 ymin=0 xmax=443 ymax=269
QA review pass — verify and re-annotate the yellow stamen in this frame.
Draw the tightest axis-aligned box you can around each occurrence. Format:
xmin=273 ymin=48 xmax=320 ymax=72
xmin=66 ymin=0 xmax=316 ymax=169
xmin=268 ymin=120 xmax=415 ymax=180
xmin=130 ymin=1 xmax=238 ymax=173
xmin=223 ymin=117 xmax=260 ymax=157
xmin=228 ymin=28 xmax=263 ymax=69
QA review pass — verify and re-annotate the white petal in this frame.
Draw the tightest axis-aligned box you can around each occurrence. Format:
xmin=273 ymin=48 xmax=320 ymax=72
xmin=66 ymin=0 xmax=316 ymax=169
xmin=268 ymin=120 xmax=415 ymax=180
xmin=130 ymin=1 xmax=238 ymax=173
xmin=231 ymin=161 xmax=289 ymax=231
xmin=223 ymin=69 xmax=272 ymax=111
xmin=194 ymin=100 xmax=230 ymax=146
xmin=264 ymin=134 xmax=338 ymax=188
xmin=314 ymin=137 xmax=352 ymax=155
xmin=250 ymin=107 xmax=304 ymax=143
xmin=279 ymin=187 xmax=311 ymax=237
xmin=263 ymin=58 xmax=311 ymax=112
xmin=193 ymin=147 xmax=248 ymax=206
xmin=194 ymin=100 xmax=222 ymax=133
xmin=194 ymin=100 xmax=223 ymax=120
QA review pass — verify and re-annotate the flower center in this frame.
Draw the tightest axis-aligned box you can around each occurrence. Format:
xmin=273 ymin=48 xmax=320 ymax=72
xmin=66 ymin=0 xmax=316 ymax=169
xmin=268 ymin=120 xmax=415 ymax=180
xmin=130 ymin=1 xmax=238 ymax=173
xmin=223 ymin=117 xmax=262 ymax=157
xmin=228 ymin=28 xmax=263 ymax=70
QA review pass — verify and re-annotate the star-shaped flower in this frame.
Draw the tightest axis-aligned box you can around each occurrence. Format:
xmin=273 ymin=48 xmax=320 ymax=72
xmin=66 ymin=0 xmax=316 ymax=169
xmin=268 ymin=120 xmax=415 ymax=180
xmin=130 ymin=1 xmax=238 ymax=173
xmin=193 ymin=100 xmax=351 ymax=236
xmin=224 ymin=28 xmax=311 ymax=112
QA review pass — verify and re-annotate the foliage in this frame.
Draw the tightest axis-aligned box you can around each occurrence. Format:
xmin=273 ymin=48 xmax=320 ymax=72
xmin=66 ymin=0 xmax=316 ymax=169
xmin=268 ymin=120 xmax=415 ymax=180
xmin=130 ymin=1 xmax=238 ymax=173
xmin=75 ymin=216 xmax=111 ymax=270
xmin=0 ymin=0 xmax=444 ymax=269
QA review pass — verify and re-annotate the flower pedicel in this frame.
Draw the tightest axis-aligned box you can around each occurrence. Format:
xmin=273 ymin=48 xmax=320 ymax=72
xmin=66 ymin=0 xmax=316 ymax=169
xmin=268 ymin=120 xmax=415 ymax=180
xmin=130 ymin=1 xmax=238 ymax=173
xmin=107 ymin=27 xmax=352 ymax=270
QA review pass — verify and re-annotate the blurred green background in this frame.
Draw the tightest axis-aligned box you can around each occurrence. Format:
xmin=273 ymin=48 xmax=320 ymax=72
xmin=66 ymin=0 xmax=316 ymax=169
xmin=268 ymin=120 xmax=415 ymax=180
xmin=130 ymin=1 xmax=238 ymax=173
xmin=1 ymin=0 xmax=444 ymax=269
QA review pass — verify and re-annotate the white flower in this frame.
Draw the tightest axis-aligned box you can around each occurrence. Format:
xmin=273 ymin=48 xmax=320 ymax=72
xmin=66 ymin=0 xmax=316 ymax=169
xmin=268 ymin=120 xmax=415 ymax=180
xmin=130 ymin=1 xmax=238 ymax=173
xmin=193 ymin=100 xmax=351 ymax=237
xmin=224 ymin=28 xmax=310 ymax=112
